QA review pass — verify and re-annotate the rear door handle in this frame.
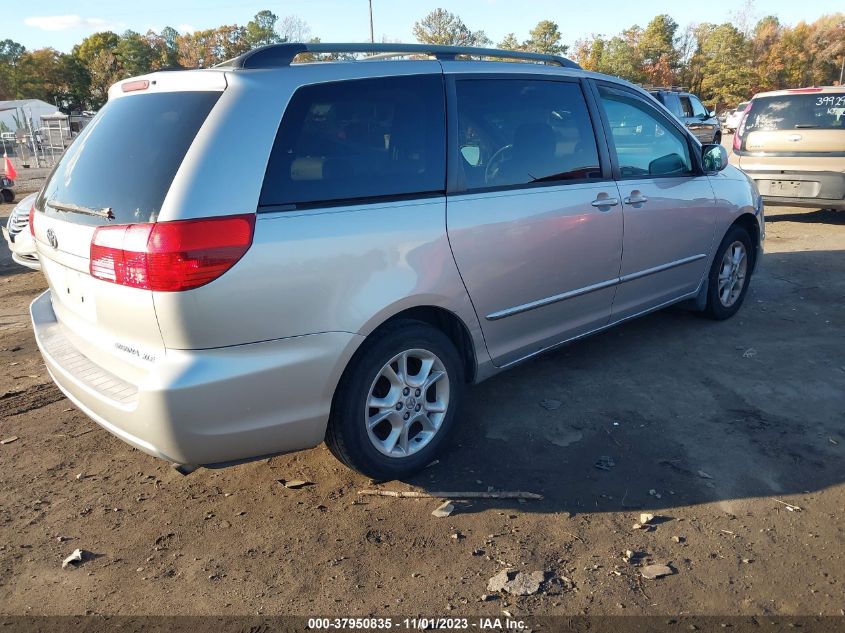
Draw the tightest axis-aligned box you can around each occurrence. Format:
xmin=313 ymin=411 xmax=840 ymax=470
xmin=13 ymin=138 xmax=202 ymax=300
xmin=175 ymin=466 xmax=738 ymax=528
xmin=591 ymin=196 xmax=619 ymax=209
xmin=623 ymin=193 xmax=648 ymax=205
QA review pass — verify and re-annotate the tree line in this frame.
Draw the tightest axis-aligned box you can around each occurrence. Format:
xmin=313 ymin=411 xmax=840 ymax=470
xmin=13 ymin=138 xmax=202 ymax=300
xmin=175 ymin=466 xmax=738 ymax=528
xmin=0 ymin=8 xmax=842 ymax=115
xmin=573 ymin=12 xmax=844 ymax=109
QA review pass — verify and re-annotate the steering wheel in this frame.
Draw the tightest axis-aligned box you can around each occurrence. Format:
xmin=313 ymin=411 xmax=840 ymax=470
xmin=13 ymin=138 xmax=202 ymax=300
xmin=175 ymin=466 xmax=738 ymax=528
xmin=485 ymin=144 xmax=513 ymax=185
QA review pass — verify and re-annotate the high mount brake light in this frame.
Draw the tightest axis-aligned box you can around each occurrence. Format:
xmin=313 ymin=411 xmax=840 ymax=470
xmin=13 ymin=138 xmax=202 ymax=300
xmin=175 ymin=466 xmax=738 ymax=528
xmin=90 ymin=214 xmax=255 ymax=292
xmin=121 ymin=80 xmax=150 ymax=93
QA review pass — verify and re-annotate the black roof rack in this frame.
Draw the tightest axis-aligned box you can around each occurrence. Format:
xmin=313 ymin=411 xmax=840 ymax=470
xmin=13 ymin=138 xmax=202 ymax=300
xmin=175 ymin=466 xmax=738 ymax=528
xmin=218 ymin=42 xmax=580 ymax=70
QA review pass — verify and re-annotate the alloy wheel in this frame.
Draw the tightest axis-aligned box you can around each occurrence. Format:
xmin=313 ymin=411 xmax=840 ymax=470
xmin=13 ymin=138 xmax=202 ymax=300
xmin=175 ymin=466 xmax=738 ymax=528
xmin=365 ymin=348 xmax=450 ymax=458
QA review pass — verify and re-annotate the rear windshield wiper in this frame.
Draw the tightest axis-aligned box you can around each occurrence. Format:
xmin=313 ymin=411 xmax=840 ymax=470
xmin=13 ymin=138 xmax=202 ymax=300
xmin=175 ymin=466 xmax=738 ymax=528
xmin=47 ymin=199 xmax=114 ymax=220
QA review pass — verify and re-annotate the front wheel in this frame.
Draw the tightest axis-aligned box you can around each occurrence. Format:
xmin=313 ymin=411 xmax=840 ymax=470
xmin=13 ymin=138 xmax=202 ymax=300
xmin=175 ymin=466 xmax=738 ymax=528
xmin=703 ymin=225 xmax=753 ymax=320
xmin=326 ymin=319 xmax=465 ymax=480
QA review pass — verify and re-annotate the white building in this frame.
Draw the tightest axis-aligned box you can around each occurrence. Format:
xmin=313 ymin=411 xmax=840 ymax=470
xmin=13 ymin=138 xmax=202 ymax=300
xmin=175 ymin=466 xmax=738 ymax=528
xmin=0 ymin=99 xmax=59 ymax=133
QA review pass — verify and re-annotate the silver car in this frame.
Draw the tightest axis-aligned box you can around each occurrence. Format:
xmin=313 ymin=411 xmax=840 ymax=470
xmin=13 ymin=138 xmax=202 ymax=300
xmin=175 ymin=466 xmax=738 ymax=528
xmin=29 ymin=43 xmax=763 ymax=479
xmin=2 ymin=192 xmax=40 ymax=270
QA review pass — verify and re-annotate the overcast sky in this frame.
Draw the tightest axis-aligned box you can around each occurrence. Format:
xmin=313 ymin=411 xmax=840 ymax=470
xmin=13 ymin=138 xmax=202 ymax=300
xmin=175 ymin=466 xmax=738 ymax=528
xmin=8 ymin=0 xmax=837 ymax=53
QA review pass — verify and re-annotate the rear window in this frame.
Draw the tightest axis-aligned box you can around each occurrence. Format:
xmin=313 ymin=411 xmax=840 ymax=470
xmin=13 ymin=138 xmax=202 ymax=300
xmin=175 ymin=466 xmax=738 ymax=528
xmin=259 ymin=75 xmax=446 ymax=209
xmin=745 ymin=92 xmax=845 ymax=132
xmin=38 ymin=91 xmax=220 ymax=226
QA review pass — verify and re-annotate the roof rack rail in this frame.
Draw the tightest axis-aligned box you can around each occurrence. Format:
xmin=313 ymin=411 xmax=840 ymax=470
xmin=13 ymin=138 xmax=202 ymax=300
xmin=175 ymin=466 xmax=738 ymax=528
xmin=643 ymin=85 xmax=689 ymax=92
xmin=218 ymin=42 xmax=581 ymax=70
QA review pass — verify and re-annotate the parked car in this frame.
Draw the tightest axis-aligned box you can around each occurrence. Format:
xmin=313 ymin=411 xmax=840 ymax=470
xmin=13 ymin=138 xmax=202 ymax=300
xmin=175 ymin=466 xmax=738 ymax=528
xmin=734 ymin=86 xmax=844 ymax=210
xmin=649 ymin=88 xmax=722 ymax=144
xmin=2 ymin=192 xmax=40 ymax=270
xmin=29 ymin=43 xmax=763 ymax=479
xmin=725 ymin=101 xmax=750 ymax=132
xmin=0 ymin=175 xmax=14 ymax=203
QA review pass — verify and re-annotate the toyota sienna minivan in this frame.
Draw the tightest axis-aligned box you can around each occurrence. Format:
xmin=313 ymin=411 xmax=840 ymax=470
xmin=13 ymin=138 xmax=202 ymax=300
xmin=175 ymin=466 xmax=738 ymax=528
xmin=29 ymin=43 xmax=763 ymax=479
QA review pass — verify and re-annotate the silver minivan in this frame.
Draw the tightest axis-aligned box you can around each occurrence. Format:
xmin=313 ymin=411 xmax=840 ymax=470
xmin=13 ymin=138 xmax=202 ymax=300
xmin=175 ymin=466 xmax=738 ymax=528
xmin=29 ymin=43 xmax=763 ymax=479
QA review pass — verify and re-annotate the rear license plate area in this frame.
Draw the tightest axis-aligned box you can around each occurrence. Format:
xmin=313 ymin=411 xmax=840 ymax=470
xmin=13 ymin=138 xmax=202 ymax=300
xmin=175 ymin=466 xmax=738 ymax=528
xmin=761 ymin=179 xmax=819 ymax=198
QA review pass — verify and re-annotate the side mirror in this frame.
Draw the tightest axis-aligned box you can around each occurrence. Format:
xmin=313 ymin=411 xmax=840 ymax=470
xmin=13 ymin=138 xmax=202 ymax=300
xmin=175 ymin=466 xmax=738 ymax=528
xmin=709 ymin=110 xmax=716 ymax=117
xmin=702 ymin=144 xmax=728 ymax=172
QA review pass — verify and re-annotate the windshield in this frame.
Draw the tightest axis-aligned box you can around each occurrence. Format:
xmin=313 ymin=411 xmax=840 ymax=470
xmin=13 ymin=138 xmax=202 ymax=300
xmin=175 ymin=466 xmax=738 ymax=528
xmin=744 ymin=92 xmax=845 ymax=132
xmin=38 ymin=91 xmax=221 ymax=226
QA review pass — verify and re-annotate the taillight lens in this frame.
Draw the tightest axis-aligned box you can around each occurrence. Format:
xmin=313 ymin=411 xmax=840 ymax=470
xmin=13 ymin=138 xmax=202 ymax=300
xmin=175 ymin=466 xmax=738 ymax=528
xmin=90 ymin=214 xmax=255 ymax=291
xmin=733 ymin=102 xmax=753 ymax=152
xmin=28 ymin=205 xmax=35 ymax=237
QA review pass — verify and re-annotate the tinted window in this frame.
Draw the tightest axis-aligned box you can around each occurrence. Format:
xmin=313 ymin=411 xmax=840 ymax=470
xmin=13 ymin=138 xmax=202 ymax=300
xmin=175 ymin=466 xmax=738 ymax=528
xmin=454 ymin=79 xmax=601 ymax=191
xmin=689 ymin=95 xmax=708 ymax=117
xmin=39 ymin=91 xmax=220 ymax=226
xmin=744 ymin=92 xmax=845 ymax=131
xmin=260 ymin=75 xmax=445 ymax=208
xmin=599 ymin=87 xmax=692 ymax=177
xmin=679 ymin=96 xmax=694 ymax=118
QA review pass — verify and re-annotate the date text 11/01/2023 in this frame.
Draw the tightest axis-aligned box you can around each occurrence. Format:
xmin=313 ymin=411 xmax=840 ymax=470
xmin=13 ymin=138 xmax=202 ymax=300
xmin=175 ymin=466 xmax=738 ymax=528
xmin=307 ymin=617 xmax=528 ymax=630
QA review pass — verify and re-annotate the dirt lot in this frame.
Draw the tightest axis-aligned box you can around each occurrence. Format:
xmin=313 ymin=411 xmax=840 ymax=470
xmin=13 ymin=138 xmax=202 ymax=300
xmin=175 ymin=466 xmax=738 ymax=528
xmin=0 ymin=194 xmax=843 ymax=618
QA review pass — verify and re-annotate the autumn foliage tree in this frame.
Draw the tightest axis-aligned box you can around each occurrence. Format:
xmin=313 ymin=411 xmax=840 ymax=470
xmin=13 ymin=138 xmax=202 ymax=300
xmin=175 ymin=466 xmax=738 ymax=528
xmin=3 ymin=8 xmax=844 ymax=115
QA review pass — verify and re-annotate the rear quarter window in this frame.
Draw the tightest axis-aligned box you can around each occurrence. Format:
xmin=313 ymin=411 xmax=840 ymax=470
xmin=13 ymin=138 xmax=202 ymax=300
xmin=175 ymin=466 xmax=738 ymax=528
xmin=38 ymin=91 xmax=221 ymax=226
xmin=259 ymin=74 xmax=446 ymax=209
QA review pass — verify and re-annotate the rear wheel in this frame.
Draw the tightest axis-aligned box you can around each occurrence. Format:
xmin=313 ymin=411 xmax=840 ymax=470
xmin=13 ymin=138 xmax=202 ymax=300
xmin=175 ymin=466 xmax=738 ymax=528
xmin=703 ymin=225 xmax=752 ymax=320
xmin=326 ymin=319 xmax=464 ymax=480
xmin=713 ymin=132 xmax=722 ymax=145
xmin=0 ymin=189 xmax=13 ymax=203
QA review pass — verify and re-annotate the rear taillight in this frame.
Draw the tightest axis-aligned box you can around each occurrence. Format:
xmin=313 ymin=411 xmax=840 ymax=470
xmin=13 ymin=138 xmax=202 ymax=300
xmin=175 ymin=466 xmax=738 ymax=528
xmin=28 ymin=205 xmax=35 ymax=237
xmin=733 ymin=102 xmax=753 ymax=151
xmin=90 ymin=214 xmax=255 ymax=292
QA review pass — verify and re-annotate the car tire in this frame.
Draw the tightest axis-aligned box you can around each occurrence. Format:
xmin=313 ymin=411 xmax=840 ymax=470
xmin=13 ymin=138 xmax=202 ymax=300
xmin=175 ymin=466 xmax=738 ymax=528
xmin=1 ymin=189 xmax=13 ymax=203
xmin=713 ymin=132 xmax=722 ymax=145
xmin=703 ymin=225 xmax=753 ymax=320
xmin=325 ymin=319 xmax=465 ymax=480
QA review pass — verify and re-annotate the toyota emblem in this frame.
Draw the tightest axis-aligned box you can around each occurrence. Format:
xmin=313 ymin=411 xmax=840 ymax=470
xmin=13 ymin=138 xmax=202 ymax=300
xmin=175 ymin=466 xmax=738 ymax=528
xmin=46 ymin=228 xmax=58 ymax=250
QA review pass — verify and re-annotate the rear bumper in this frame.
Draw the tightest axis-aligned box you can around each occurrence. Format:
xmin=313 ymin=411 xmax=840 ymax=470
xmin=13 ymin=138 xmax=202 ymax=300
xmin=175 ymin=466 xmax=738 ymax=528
xmin=743 ymin=170 xmax=845 ymax=209
xmin=31 ymin=290 xmax=363 ymax=465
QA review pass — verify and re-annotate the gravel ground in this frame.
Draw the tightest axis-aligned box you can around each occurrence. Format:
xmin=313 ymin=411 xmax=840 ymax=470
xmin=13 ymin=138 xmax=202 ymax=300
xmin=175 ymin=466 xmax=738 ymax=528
xmin=0 ymin=196 xmax=843 ymax=617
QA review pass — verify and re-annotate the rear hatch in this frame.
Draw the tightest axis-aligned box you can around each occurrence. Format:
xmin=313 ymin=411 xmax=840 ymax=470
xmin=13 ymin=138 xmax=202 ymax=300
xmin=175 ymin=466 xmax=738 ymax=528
xmin=33 ymin=75 xmax=224 ymax=379
xmin=737 ymin=90 xmax=845 ymax=171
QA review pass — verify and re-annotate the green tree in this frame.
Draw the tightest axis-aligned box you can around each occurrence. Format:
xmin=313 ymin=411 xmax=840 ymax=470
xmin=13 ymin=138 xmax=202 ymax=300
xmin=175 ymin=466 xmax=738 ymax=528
xmin=158 ymin=27 xmax=182 ymax=67
xmin=245 ymin=10 xmax=281 ymax=48
xmin=639 ymin=14 xmax=679 ymax=85
xmin=573 ymin=35 xmax=606 ymax=72
xmin=0 ymin=39 xmax=27 ymax=99
xmin=73 ymin=32 xmax=121 ymax=108
xmin=595 ymin=27 xmax=644 ymax=83
xmin=697 ymin=24 xmax=754 ymax=110
xmin=116 ymin=30 xmax=156 ymax=77
xmin=497 ymin=33 xmax=523 ymax=51
xmin=413 ymin=9 xmax=491 ymax=47
xmin=751 ymin=16 xmax=783 ymax=91
xmin=523 ymin=20 xmax=566 ymax=55
xmin=176 ymin=25 xmax=249 ymax=68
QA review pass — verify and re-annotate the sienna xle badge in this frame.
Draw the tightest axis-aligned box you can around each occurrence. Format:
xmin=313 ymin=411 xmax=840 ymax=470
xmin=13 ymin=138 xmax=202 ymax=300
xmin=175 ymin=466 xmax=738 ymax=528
xmin=29 ymin=43 xmax=763 ymax=479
